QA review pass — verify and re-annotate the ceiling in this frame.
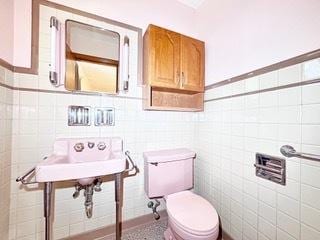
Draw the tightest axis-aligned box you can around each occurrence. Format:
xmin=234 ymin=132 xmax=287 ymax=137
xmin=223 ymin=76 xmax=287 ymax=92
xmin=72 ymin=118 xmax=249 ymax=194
xmin=176 ymin=0 xmax=206 ymax=9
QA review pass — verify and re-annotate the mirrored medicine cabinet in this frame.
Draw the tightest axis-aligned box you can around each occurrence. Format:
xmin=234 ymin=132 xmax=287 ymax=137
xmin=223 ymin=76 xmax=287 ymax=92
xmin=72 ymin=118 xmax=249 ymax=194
xmin=65 ymin=20 xmax=120 ymax=94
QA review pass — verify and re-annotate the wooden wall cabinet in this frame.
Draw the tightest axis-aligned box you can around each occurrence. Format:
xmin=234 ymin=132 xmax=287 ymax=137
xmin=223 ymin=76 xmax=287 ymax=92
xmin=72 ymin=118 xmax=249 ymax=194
xmin=143 ymin=25 xmax=205 ymax=111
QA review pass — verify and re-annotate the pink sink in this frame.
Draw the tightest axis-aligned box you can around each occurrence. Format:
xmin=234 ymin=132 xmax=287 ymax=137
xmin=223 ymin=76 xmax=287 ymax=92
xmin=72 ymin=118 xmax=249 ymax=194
xmin=35 ymin=137 xmax=126 ymax=183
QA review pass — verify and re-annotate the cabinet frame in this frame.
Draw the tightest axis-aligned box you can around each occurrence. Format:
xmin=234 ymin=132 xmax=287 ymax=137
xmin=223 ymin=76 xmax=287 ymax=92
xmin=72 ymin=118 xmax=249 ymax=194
xmin=143 ymin=25 xmax=205 ymax=112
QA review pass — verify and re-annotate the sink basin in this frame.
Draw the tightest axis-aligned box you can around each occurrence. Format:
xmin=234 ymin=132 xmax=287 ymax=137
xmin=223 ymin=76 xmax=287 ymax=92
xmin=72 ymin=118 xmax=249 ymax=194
xmin=35 ymin=137 xmax=126 ymax=183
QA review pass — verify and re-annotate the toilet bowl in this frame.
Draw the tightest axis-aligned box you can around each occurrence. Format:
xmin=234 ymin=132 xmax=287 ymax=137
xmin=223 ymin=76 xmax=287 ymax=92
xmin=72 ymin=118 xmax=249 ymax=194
xmin=143 ymin=148 xmax=219 ymax=240
xmin=164 ymin=191 xmax=219 ymax=240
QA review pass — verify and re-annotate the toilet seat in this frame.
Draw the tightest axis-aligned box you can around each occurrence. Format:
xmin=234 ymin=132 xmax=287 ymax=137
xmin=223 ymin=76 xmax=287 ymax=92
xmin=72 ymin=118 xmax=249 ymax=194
xmin=166 ymin=191 xmax=219 ymax=239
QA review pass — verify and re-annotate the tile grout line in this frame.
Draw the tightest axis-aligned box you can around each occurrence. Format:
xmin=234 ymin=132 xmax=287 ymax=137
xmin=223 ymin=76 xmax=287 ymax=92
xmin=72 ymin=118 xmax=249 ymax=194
xmin=299 ymin=69 xmax=303 ymax=240
xmin=275 ymin=71 xmax=279 ymax=240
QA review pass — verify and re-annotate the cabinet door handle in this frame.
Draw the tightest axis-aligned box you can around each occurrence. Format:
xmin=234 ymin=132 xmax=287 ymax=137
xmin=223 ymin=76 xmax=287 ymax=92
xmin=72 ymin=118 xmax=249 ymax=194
xmin=181 ymin=72 xmax=185 ymax=88
xmin=177 ymin=71 xmax=181 ymax=87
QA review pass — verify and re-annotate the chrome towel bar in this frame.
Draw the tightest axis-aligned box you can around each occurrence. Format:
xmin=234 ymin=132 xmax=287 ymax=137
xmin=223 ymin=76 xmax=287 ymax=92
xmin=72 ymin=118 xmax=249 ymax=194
xmin=16 ymin=167 xmax=37 ymax=185
xmin=124 ymin=151 xmax=138 ymax=175
xmin=280 ymin=145 xmax=320 ymax=162
xmin=16 ymin=157 xmax=48 ymax=185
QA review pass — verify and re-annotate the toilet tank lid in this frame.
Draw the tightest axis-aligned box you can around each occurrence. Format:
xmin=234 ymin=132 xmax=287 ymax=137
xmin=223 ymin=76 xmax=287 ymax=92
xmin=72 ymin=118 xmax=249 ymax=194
xmin=143 ymin=148 xmax=196 ymax=163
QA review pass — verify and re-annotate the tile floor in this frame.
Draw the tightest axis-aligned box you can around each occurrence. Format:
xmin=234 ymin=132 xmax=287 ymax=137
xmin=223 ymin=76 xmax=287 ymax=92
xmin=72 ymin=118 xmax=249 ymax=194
xmin=100 ymin=219 xmax=167 ymax=240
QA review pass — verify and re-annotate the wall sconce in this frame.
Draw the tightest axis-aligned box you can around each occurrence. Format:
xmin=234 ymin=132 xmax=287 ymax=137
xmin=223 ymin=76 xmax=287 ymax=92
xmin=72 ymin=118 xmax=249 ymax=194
xmin=122 ymin=36 xmax=130 ymax=91
xmin=49 ymin=16 xmax=61 ymax=87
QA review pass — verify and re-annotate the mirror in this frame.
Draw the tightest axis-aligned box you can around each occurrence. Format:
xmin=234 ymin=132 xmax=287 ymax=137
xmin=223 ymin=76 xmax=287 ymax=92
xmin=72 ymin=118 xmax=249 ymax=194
xmin=65 ymin=20 xmax=120 ymax=94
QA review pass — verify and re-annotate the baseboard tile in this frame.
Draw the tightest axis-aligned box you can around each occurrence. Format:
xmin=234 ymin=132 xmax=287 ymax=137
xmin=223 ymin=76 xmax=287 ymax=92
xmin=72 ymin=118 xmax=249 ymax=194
xmin=222 ymin=230 xmax=234 ymax=240
xmin=61 ymin=210 xmax=168 ymax=240
xmin=61 ymin=210 xmax=233 ymax=240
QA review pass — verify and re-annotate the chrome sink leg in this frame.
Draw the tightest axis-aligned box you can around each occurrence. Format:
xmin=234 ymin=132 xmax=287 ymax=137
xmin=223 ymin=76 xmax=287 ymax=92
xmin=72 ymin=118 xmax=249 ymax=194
xmin=115 ymin=173 xmax=122 ymax=240
xmin=44 ymin=182 xmax=53 ymax=240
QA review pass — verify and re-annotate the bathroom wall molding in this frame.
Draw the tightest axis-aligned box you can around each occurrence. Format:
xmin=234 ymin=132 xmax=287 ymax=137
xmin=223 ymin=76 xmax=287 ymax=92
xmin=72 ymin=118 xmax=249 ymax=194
xmin=0 ymin=81 xmax=143 ymax=100
xmin=222 ymin=230 xmax=233 ymax=240
xmin=205 ymin=48 xmax=320 ymax=90
xmin=0 ymin=82 xmax=14 ymax=90
xmin=0 ymin=59 xmax=14 ymax=72
xmin=0 ymin=0 xmax=143 ymax=82
xmin=2 ymin=64 xmax=318 ymax=103
xmin=205 ymin=77 xmax=320 ymax=103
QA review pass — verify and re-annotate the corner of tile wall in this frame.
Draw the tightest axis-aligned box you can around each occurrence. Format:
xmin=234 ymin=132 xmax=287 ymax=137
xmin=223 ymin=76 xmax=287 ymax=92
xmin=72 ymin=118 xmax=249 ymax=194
xmin=0 ymin=67 xmax=13 ymax=240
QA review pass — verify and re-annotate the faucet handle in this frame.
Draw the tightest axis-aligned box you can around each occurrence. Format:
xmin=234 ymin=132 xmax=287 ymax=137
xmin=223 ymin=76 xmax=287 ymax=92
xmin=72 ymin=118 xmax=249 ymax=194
xmin=74 ymin=143 xmax=85 ymax=152
xmin=73 ymin=184 xmax=83 ymax=198
xmin=97 ymin=142 xmax=106 ymax=151
xmin=94 ymin=178 xmax=102 ymax=192
xmin=88 ymin=142 xmax=95 ymax=149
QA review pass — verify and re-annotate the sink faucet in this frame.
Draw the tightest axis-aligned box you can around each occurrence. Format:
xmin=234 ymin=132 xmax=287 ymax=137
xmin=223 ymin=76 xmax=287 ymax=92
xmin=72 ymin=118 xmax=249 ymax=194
xmin=74 ymin=143 xmax=85 ymax=152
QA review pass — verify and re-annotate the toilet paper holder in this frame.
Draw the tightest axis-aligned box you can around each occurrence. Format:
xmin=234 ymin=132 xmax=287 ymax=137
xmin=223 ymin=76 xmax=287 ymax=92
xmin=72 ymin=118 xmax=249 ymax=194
xmin=254 ymin=153 xmax=286 ymax=185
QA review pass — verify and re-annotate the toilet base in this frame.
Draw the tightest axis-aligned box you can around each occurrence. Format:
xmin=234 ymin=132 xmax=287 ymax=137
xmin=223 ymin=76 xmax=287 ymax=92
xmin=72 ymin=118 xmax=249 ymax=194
xmin=164 ymin=227 xmax=179 ymax=240
xmin=164 ymin=218 xmax=219 ymax=240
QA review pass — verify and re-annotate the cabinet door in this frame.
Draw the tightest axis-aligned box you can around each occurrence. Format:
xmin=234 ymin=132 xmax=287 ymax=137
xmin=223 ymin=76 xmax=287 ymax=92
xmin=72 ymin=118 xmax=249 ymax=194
xmin=149 ymin=26 xmax=181 ymax=88
xmin=180 ymin=36 xmax=204 ymax=92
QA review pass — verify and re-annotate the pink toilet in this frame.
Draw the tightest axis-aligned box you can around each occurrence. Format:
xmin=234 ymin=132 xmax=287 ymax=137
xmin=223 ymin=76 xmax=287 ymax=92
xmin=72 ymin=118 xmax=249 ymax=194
xmin=144 ymin=148 xmax=219 ymax=240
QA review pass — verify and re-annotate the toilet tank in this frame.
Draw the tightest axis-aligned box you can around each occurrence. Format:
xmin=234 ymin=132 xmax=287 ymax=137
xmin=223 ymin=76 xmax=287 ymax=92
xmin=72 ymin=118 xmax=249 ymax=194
xmin=143 ymin=148 xmax=196 ymax=198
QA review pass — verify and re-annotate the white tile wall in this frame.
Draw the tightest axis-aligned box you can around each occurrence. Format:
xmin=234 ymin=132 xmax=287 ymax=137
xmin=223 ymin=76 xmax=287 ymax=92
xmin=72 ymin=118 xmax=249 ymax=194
xmin=9 ymin=93 xmax=196 ymax=240
xmin=0 ymin=66 xmax=13 ymax=240
xmin=195 ymin=58 xmax=320 ymax=240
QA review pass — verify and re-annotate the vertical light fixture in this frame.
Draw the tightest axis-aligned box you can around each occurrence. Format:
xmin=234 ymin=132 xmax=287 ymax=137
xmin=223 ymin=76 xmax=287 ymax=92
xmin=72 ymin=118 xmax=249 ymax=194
xmin=122 ymin=36 xmax=130 ymax=91
xmin=49 ymin=16 xmax=61 ymax=86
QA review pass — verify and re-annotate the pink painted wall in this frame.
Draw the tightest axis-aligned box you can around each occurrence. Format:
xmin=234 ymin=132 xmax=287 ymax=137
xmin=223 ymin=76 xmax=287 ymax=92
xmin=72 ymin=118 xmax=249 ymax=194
xmin=10 ymin=0 xmax=320 ymax=84
xmin=13 ymin=0 xmax=32 ymax=67
xmin=195 ymin=0 xmax=320 ymax=84
xmin=12 ymin=0 xmax=197 ymax=68
xmin=0 ymin=0 xmax=14 ymax=64
xmin=49 ymin=0 xmax=196 ymax=34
